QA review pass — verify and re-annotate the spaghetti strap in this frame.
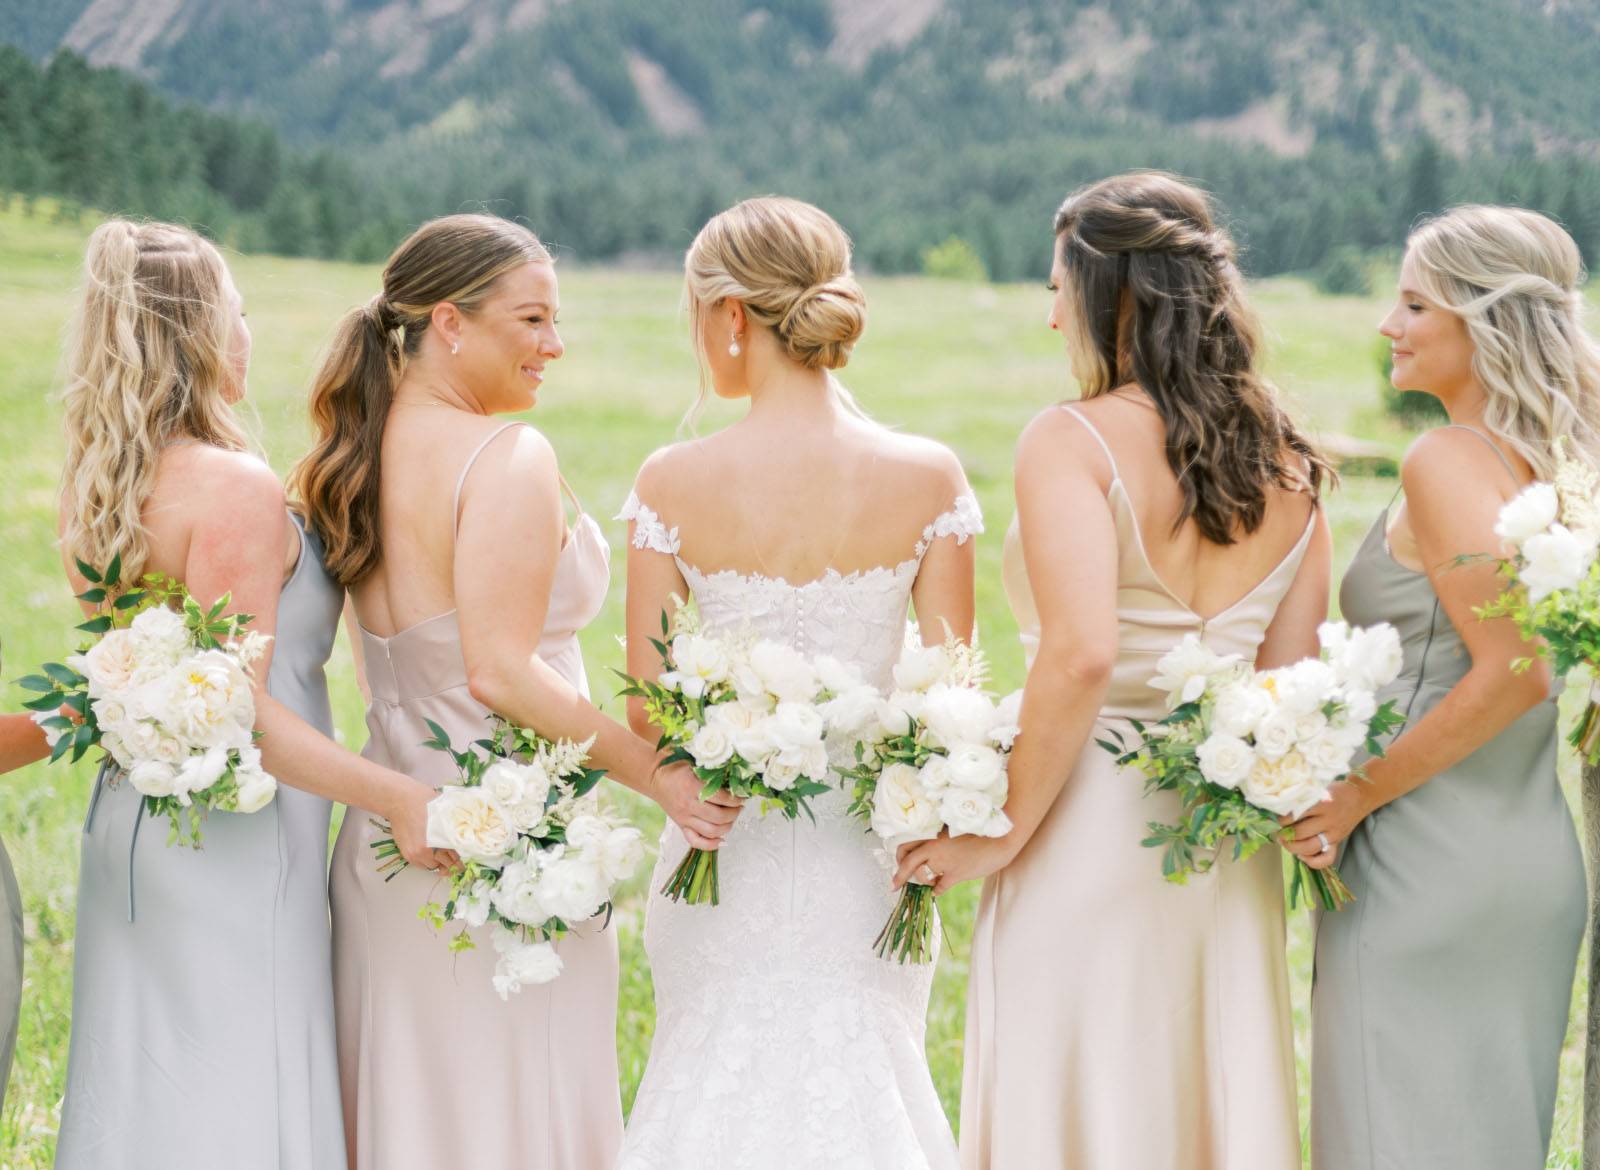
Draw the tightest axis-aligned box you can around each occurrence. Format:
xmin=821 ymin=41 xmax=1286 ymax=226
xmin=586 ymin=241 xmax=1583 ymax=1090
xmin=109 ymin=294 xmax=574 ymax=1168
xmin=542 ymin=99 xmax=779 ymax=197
xmin=452 ymin=421 xmax=527 ymax=540
xmin=1059 ymin=404 xmax=1123 ymax=483
xmin=1442 ymin=423 xmax=1520 ymax=483
xmin=557 ymin=474 xmax=585 ymax=518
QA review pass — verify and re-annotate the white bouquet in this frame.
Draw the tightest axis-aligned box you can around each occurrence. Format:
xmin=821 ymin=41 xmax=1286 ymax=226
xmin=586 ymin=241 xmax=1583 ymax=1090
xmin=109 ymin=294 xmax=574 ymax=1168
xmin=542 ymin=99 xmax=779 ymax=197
xmin=1479 ymin=444 xmax=1600 ymax=760
xmin=372 ymin=718 xmax=643 ymax=999
xmin=24 ymin=557 xmax=275 ymax=847
xmin=1101 ymin=622 xmax=1405 ymax=910
xmin=836 ymin=630 xmax=1021 ymax=962
xmin=618 ymin=599 xmax=866 ymax=905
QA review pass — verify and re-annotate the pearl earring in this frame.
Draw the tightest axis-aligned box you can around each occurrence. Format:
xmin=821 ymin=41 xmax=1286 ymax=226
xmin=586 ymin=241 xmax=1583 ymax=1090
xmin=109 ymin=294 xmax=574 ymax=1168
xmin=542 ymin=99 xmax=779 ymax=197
xmin=728 ymin=333 xmax=741 ymax=358
xmin=451 ymin=340 xmax=460 ymax=356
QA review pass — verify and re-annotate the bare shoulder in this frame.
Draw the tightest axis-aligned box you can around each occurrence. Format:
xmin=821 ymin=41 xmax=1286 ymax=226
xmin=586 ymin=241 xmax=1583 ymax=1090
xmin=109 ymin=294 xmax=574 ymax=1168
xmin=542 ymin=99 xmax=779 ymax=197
xmin=171 ymin=446 xmax=285 ymax=521
xmin=462 ymin=418 xmax=556 ymax=487
xmin=1400 ymin=426 xmax=1508 ymax=499
xmin=629 ymin=439 xmax=716 ymax=517
xmin=863 ymin=425 xmax=970 ymax=500
xmin=1016 ymin=403 xmax=1101 ymax=478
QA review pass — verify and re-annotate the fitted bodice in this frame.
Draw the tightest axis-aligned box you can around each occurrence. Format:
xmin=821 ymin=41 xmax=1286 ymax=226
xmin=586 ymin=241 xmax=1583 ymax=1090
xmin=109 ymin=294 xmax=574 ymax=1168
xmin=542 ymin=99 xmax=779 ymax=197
xmin=1002 ymin=409 xmax=1314 ymax=722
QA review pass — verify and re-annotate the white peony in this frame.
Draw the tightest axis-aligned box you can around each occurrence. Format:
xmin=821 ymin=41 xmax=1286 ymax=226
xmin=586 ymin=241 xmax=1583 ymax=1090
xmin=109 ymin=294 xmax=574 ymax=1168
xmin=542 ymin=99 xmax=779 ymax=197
xmin=173 ymin=744 xmax=231 ymax=798
xmin=1251 ymin=707 xmax=1299 ymax=761
xmin=1520 ymin=523 xmax=1597 ymax=602
xmin=455 ymin=879 xmax=494 ymax=928
xmin=733 ymin=721 xmax=777 ymax=768
xmin=707 ymin=702 xmax=756 ymax=734
xmin=688 ymin=723 xmax=736 ymax=769
xmin=820 ymin=685 xmax=880 ymax=737
xmin=1495 ymin=482 xmax=1559 ymax=548
xmin=988 ymin=689 xmax=1023 ymax=750
xmin=127 ymin=758 xmax=182 ymax=797
xmin=945 ymin=742 xmax=1005 ymax=792
xmin=1320 ymin=622 xmax=1403 ymax=693
xmin=232 ymin=745 xmax=276 ymax=812
xmin=767 ymin=702 xmax=825 ymax=752
xmin=763 ymin=758 xmax=802 ymax=791
xmin=492 ymin=860 xmax=550 ymax=926
xmin=537 ymin=856 xmax=610 ymax=922
xmin=874 ymin=698 xmax=913 ymax=739
xmin=1149 ymin=635 xmax=1241 ymax=707
xmin=564 ymin=813 xmax=610 ymax=853
xmin=940 ymin=787 xmax=998 ymax=836
xmin=919 ymin=685 xmax=998 ymax=750
xmin=668 ymin=633 xmax=732 ymax=700
xmin=157 ymin=648 xmax=257 ymax=750
xmin=1265 ymin=659 xmax=1338 ymax=717
xmin=426 ymin=786 xmax=513 ymax=865
xmin=813 ymin=655 xmax=865 ymax=695
xmin=128 ymin=607 xmax=190 ymax=665
xmin=917 ymin=755 xmax=954 ymax=795
xmin=492 ymin=934 xmax=564 ymax=999
xmin=1195 ymin=734 xmax=1256 ymax=789
xmin=748 ymin=641 xmax=819 ymax=703
xmin=597 ymin=825 xmax=645 ymax=882
xmin=1241 ymin=750 xmax=1329 ymax=818
xmin=1301 ymin=730 xmax=1358 ymax=783
xmin=870 ymin=762 xmax=943 ymax=844
xmin=893 ymin=644 xmax=952 ymax=692
xmin=481 ymin=761 xmax=529 ymax=807
xmin=1339 ymin=688 xmax=1378 ymax=726
xmin=1210 ymin=681 xmax=1273 ymax=739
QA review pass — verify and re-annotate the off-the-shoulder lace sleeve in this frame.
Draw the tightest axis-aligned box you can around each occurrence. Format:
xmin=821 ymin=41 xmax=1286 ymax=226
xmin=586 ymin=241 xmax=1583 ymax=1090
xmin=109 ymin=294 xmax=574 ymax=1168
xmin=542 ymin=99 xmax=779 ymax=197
xmin=617 ymin=491 xmax=681 ymax=555
xmin=914 ymin=492 xmax=984 ymax=559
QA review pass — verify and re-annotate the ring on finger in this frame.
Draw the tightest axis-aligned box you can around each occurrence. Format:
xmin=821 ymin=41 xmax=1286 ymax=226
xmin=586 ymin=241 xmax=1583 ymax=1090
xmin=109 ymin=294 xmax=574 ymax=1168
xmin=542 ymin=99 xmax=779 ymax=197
xmin=918 ymin=863 xmax=939 ymax=884
xmin=1317 ymin=831 xmax=1331 ymax=856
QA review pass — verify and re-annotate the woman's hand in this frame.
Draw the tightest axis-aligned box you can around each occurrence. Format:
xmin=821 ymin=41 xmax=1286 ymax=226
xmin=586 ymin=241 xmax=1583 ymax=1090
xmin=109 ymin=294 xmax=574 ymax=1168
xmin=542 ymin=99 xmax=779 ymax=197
xmin=653 ymin=761 xmax=742 ymax=850
xmin=384 ymin=778 xmax=459 ymax=873
xmin=1283 ymin=778 xmax=1375 ymax=869
xmin=892 ymin=833 xmax=1017 ymax=896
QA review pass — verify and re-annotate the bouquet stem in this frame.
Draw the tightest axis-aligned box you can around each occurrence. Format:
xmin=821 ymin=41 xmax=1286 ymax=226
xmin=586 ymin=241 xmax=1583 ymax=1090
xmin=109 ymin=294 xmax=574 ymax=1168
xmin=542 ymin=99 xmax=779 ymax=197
xmin=1288 ymin=857 xmax=1355 ymax=911
xmin=874 ymin=882 xmax=938 ymax=964
xmin=662 ymin=847 xmax=720 ymax=906
xmin=1572 ymin=700 xmax=1600 ymax=766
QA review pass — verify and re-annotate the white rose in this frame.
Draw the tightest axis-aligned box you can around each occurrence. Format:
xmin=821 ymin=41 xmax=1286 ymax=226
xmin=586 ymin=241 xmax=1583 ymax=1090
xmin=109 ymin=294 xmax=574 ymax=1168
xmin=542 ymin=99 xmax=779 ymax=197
xmin=1251 ymin=708 xmax=1298 ymax=761
xmin=918 ymin=755 xmax=954 ymax=795
xmin=1495 ymin=482 xmax=1559 ymax=548
xmin=918 ymin=685 xmax=998 ymax=750
xmin=127 ymin=758 xmax=181 ymax=797
xmin=233 ymin=760 xmax=276 ymax=813
xmin=1241 ymin=750 xmax=1329 ymax=818
xmin=941 ymin=787 xmax=998 ymax=837
xmin=1195 ymin=734 xmax=1256 ymax=789
xmin=1149 ymin=634 xmax=1242 ymax=707
xmin=748 ymin=641 xmax=819 ymax=703
xmin=1320 ymin=622 xmax=1403 ymax=693
xmin=1210 ymin=682 xmax=1272 ymax=739
xmin=492 ymin=934 xmax=564 ymax=999
xmin=688 ymin=723 xmax=736 ymax=769
xmin=1339 ymin=688 xmax=1378 ymax=726
xmin=1266 ymin=659 xmax=1338 ymax=717
xmin=733 ymin=721 xmax=777 ymax=767
xmin=492 ymin=860 xmax=550 ymax=925
xmin=945 ymin=742 xmax=1005 ymax=791
xmin=870 ymin=762 xmax=942 ymax=845
xmin=874 ymin=699 xmax=913 ymax=739
xmin=80 ymin=630 xmax=141 ymax=697
xmin=763 ymin=758 xmax=802 ymax=791
xmin=1301 ymin=730 xmax=1358 ymax=783
xmin=128 ymin=607 xmax=189 ymax=664
xmin=1521 ymin=523 xmax=1597 ymax=603
xmin=564 ymin=813 xmax=609 ymax=853
xmin=101 ymin=730 xmax=132 ymax=770
xmin=1292 ymin=711 xmax=1329 ymax=743
xmin=597 ymin=826 xmax=645 ymax=882
xmin=174 ymin=744 xmax=231 ymax=798
xmin=426 ymin=786 xmax=513 ymax=865
xmin=454 ymin=879 xmax=495 ymax=928
xmin=893 ymin=645 xmax=951 ymax=692
xmin=118 ymin=718 xmax=163 ymax=760
xmin=707 ymin=702 xmax=756 ymax=734
xmin=988 ymin=689 xmax=1023 ymax=750
xmin=481 ymin=761 xmax=528 ymax=807
xmin=768 ymin=702 xmax=825 ymax=751
xmin=798 ymin=742 xmax=830 ymax=781
xmin=537 ymin=856 xmax=610 ymax=922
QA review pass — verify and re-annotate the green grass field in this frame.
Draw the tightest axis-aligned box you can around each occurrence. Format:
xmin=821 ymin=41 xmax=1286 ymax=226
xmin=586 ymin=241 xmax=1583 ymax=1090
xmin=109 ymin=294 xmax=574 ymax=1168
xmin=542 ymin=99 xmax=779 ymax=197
xmin=0 ymin=200 xmax=1588 ymax=1167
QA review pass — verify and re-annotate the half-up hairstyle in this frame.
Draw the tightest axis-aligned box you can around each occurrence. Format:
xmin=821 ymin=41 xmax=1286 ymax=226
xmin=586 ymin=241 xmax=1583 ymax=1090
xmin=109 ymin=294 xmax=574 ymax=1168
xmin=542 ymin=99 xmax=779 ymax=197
xmin=288 ymin=213 xmax=551 ymax=587
xmin=1054 ymin=171 xmax=1331 ymax=544
xmin=684 ymin=196 xmax=868 ymax=423
xmin=1405 ymin=205 xmax=1600 ymax=476
xmin=60 ymin=219 xmax=249 ymax=579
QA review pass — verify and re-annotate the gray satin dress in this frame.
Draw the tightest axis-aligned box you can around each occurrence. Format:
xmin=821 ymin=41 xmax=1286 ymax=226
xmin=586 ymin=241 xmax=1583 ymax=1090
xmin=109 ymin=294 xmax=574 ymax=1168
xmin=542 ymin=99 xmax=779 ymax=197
xmin=1312 ymin=478 xmax=1586 ymax=1170
xmin=1 ymin=828 xmax=20 ymax=1113
xmin=56 ymin=513 xmax=347 ymax=1170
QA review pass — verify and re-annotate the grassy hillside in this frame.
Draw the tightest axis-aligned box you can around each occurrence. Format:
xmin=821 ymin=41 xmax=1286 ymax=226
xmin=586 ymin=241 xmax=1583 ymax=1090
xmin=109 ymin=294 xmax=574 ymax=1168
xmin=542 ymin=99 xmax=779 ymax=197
xmin=0 ymin=200 xmax=1587 ymax=1166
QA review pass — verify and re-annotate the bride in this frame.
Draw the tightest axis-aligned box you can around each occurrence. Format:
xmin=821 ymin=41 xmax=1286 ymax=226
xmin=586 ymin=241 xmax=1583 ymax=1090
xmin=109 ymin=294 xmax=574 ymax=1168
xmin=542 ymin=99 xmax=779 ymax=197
xmin=615 ymin=196 xmax=979 ymax=1170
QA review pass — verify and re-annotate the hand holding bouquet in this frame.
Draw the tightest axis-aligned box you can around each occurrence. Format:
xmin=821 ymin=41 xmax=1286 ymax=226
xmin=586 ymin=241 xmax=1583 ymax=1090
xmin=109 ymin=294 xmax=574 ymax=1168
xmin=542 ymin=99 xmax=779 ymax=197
xmin=1478 ymin=444 xmax=1600 ymax=760
xmin=836 ymin=631 xmax=1021 ymax=962
xmin=618 ymin=601 xmax=860 ymax=906
xmin=22 ymin=556 xmax=276 ymax=846
xmin=373 ymin=718 xmax=643 ymax=999
xmin=1103 ymin=621 xmax=1405 ymax=910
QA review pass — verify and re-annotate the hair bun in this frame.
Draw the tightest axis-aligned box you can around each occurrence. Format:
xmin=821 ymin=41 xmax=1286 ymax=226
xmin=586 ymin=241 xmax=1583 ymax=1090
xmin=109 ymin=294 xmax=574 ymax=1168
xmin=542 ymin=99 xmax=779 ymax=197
xmin=777 ymin=275 xmax=867 ymax=370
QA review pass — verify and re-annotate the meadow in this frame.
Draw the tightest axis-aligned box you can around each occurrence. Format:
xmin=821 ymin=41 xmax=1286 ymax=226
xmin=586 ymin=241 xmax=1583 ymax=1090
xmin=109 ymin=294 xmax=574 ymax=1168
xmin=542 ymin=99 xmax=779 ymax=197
xmin=0 ymin=200 xmax=1587 ymax=1167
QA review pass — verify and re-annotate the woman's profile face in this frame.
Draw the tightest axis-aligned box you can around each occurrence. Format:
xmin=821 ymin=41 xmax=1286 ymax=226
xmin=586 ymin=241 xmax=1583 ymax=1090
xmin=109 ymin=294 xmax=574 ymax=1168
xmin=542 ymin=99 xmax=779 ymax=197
xmin=458 ymin=261 xmax=565 ymax=413
xmin=1379 ymin=251 xmax=1475 ymax=402
xmin=222 ymin=270 xmax=252 ymax=405
xmin=1047 ymin=247 xmax=1095 ymax=388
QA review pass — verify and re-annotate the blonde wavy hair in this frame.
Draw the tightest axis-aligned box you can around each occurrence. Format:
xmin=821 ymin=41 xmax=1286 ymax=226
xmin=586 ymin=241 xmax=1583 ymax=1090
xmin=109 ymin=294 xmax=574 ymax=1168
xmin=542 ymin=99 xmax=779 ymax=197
xmin=1407 ymin=205 xmax=1600 ymax=475
xmin=684 ymin=196 xmax=868 ymax=424
xmin=59 ymin=219 xmax=249 ymax=579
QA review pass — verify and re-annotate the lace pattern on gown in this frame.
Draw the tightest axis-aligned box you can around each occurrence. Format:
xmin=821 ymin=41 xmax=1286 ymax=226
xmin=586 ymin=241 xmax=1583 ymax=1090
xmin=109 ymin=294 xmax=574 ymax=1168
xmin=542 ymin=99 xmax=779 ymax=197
xmin=613 ymin=489 xmax=980 ymax=1170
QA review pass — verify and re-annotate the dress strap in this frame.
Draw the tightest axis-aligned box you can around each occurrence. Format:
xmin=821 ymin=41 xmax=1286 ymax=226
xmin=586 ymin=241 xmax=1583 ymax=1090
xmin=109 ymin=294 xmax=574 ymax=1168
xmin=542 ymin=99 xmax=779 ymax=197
xmin=1059 ymin=404 xmax=1123 ymax=484
xmin=557 ymin=474 xmax=585 ymax=519
xmin=452 ymin=422 xmax=527 ymax=540
xmin=617 ymin=491 xmax=682 ymax=556
xmin=1441 ymin=423 xmax=1520 ymax=484
xmin=913 ymin=493 xmax=985 ymax=559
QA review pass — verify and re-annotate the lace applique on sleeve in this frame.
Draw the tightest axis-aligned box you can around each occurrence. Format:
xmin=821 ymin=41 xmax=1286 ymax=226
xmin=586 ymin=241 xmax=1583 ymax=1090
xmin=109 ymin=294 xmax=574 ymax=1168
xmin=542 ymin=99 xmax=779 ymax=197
xmin=914 ymin=492 xmax=984 ymax=559
xmin=617 ymin=491 xmax=681 ymax=556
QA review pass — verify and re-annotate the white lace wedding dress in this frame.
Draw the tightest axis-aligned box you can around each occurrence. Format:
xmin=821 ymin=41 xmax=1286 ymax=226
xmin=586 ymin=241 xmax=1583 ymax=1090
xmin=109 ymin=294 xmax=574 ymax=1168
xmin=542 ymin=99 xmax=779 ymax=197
xmin=614 ymin=489 xmax=982 ymax=1170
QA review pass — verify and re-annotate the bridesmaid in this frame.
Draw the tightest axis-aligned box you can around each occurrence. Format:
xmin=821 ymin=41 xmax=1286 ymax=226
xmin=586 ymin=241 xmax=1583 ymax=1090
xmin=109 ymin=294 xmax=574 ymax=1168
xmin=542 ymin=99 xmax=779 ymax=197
xmin=51 ymin=219 xmax=442 ymax=1170
xmin=897 ymin=172 xmax=1333 ymax=1169
xmin=293 ymin=214 xmax=731 ymax=1170
xmin=0 ymin=705 xmax=52 ymax=1115
xmin=1290 ymin=206 xmax=1594 ymax=1170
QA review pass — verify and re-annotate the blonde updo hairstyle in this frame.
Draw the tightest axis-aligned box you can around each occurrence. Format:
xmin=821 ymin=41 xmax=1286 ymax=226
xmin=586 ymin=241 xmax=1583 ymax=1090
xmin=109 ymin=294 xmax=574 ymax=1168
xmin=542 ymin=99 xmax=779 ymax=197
xmin=1406 ymin=205 xmax=1600 ymax=475
xmin=684 ymin=197 xmax=867 ymax=416
xmin=289 ymin=213 xmax=551 ymax=587
xmin=59 ymin=219 xmax=250 ymax=580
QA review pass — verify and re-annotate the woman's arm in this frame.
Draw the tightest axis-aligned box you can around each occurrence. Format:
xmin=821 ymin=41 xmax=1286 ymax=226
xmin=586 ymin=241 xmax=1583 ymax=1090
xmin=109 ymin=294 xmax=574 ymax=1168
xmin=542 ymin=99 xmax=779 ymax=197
xmin=909 ymin=465 xmax=979 ymax=647
xmin=182 ymin=453 xmax=445 ymax=868
xmin=1287 ymin=430 xmax=1546 ymax=864
xmin=895 ymin=409 xmax=1121 ymax=892
xmin=0 ymin=713 xmax=50 ymax=774
xmin=457 ymin=431 xmax=736 ymax=851
xmin=1253 ymin=506 xmax=1332 ymax=671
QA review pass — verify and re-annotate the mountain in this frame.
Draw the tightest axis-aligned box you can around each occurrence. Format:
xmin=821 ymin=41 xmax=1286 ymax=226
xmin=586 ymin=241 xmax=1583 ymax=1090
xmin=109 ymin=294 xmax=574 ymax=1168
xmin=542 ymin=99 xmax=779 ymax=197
xmin=3 ymin=0 xmax=1598 ymax=278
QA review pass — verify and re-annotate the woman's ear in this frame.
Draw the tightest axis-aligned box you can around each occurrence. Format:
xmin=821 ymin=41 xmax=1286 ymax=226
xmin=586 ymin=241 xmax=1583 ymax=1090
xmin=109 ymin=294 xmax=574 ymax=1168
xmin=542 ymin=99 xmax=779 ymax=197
xmin=431 ymin=301 xmax=463 ymax=350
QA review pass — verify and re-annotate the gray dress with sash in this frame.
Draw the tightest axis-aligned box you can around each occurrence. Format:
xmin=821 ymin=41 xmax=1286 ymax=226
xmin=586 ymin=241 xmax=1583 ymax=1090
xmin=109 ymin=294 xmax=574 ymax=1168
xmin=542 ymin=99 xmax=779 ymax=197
xmin=1311 ymin=431 xmax=1586 ymax=1170
xmin=55 ymin=513 xmax=347 ymax=1170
